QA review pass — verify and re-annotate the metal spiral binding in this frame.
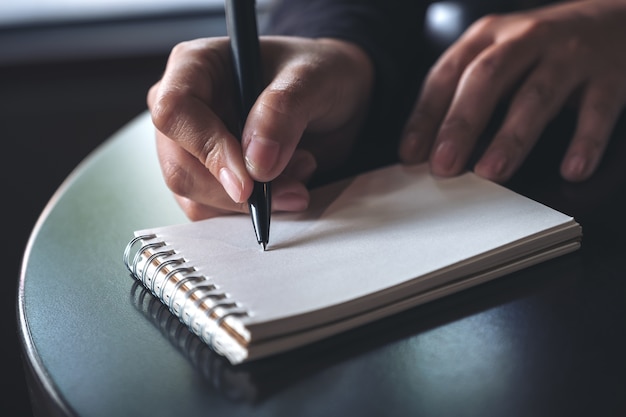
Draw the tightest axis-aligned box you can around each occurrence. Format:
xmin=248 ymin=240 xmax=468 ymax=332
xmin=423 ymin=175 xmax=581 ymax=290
xmin=123 ymin=234 xmax=156 ymax=272
xmin=166 ymin=271 xmax=204 ymax=311
xmin=141 ymin=249 xmax=175 ymax=286
xmin=202 ymin=303 xmax=248 ymax=349
xmin=132 ymin=241 xmax=166 ymax=278
xmin=123 ymin=233 xmax=250 ymax=353
xmin=180 ymin=286 xmax=228 ymax=327
xmin=147 ymin=255 xmax=183 ymax=294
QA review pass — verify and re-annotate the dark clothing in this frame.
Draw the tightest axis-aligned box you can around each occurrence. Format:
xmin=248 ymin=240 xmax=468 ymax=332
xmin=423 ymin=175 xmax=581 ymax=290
xmin=263 ymin=0 xmax=553 ymax=179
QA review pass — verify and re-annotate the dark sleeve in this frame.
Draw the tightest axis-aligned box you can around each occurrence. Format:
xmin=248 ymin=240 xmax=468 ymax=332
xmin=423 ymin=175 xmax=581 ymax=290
xmin=262 ymin=0 xmax=430 ymax=177
xmin=261 ymin=0 xmax=561 ymax=179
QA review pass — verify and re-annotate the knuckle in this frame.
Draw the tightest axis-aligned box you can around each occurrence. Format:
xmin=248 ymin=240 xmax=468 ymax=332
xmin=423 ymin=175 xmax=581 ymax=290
xmin=440 ymin=116 xmax=475 ymax=137
xmin=152 ymin=92 xmax=225 ymax=173
xmin=515 ymin=17 xmax=553 ymax=41
xmin=469 ymin=54 xmax=501 ymax=79
xmin=169 ymin=39 xmax=226 ymax=63
xmin=199 ymin=42 xmax=232 ymax=76
xmin=467 ymin=13 xmax=501 ymax=36
xmin=169 ymin=40 xmax=195 ymax=59
xmin=524 ymin=81 xmax=555 ymax=107
xmin=161 ymin=158 xmax=194 ymax=197
xmin=150 ymin=89 xmax=187 ymax=138
xmin=200 ymin=135 xmax=222 ymax=170
xmin=259 ymin=82 xmax=307 ymax=120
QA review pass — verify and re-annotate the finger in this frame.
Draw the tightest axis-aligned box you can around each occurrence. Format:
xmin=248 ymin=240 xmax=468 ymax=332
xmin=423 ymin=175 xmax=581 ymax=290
xmin=156 ymin=38 xmax=231 ymax=107
xmin=268 ymin=149 xmax=316 ymax=212
xmin=429 ymin=36 xmax=540 ymax=177
xmin=475 ymin=55 xmax=581 ymax=182
xmin=158 ymin=132 xmax=314 ymax=215
xmin=271 ymin=176 xmax=311 ymax=212
xmin=560 ymin=78 xmax=626 ymax=182
xmin=282 ymin=149 xmax=317 ymax=183
xmin=173 ymin=195 xmax=234 ymax=221
xmin=399 ymin=22 xmax=495 ymax=164
xmin=174 ymin=175 xmax=313 ymax=217
xmin=150 ymin=39 xmax=254 ymax=203
xmin=243 ymin=38 xmax=373 ymax=182
xmin=156 ymin=131 xmax=250 ymax=215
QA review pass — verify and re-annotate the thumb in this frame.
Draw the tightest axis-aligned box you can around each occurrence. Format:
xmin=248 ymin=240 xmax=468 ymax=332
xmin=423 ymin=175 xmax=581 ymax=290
xmin=241 ymin=38 xmax=373 ymax=182
xmin=241 ymin=80 xmax=313 ymax=183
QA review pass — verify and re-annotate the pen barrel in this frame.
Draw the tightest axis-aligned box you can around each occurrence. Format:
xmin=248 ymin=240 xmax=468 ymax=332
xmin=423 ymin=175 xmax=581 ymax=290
xmin=225 ymin=0 xmax=263 ymax=133
xmin=225 ymin=0 xmax=271 ymax=247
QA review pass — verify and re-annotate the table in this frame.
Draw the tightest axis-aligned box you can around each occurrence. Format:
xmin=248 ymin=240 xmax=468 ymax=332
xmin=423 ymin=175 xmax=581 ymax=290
xmin=18 ymin=111 xmax=626 ymax=416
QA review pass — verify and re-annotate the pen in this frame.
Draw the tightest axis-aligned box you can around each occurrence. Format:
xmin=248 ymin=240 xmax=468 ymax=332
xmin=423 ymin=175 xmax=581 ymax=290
xmin=225 ymin=0 xmax=271 ymax=250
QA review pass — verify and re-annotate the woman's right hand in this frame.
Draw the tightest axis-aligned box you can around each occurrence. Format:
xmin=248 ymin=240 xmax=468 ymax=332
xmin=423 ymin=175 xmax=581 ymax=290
xmin=147 ymin=36 xmax=373 ymax=220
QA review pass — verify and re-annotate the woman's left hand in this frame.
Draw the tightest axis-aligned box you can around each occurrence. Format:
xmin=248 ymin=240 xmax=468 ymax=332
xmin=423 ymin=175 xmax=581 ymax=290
xmin=399 ymin=0 xmax=626 ymax=183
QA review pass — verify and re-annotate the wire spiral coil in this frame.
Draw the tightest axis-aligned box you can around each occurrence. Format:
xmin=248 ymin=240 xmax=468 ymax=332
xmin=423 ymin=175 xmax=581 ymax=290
xmin=123 ymin=234 xmax=249 ymax=356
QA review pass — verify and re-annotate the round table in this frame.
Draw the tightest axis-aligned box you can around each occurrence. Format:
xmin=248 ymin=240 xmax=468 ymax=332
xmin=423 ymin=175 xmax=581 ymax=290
xmin=18 ymin=111 xmax=626 ymax=417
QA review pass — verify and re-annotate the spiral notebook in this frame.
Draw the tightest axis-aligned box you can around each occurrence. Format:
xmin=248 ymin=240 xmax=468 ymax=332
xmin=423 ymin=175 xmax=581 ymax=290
xmin=123 ymin=163 xmax=582 ymax=364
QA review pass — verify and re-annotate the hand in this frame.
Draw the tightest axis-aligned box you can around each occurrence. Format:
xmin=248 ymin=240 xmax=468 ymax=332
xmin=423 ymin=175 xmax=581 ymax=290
xmin=147 ymin=36 xmax=373 ymax=220
xmin=399 ymin=0 xmax=626 ymax=183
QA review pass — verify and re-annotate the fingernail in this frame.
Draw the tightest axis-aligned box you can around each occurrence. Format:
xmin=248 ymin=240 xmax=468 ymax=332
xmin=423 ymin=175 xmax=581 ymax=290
xmin=219 ymin=167 xmax=244 ymax=203
xmin=432 ymin=141 xmax=457 ymax=173
xmin=244 ymin=135 xmax=280 ymax=176
xmin=476 ymin=149 xmax=508 ymax=181
xmin=565 ymin=155 xmax=587 ymax=177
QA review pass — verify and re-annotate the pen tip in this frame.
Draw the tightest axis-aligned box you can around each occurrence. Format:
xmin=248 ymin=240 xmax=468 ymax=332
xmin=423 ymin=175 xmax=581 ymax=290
xmin=261 ymin=242 xmax=267 ymax=251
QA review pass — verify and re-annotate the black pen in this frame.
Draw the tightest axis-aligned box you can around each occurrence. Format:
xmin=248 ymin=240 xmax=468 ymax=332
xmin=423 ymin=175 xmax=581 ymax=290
xmin=225 ymin=0 xmax=271 ymax=250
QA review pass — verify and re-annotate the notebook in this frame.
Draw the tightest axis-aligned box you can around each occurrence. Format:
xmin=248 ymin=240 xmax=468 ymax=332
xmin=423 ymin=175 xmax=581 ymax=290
xmin=123 ymin=162 xmax=582 ymax=364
